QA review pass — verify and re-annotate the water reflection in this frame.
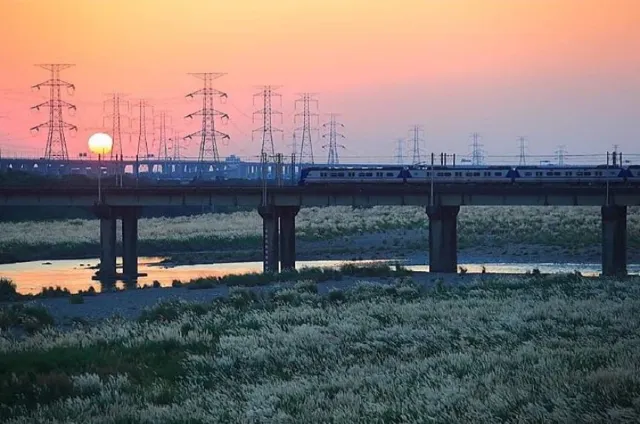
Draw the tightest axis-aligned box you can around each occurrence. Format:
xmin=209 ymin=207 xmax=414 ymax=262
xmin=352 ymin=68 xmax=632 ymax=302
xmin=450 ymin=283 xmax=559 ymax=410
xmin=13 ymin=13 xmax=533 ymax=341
xmin=1 ymin=257 xmax=638 ymax=295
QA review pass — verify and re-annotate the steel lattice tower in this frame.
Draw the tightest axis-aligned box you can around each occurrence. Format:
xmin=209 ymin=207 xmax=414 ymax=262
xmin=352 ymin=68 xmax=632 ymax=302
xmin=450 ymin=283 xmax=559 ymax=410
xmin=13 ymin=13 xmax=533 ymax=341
xmin=253 ymin=85 xmax=283 ymax=161
xmin=556 ymin=145 xmax=567 ymax=165
xmin=172 ymin=130 xmax=182 ymax=160
xmin=470 ymin=132 xmax=484 ymax=165
xmin=30 ymin=64 xmax=77 ymax=161
xmin=154 ymin=111 xmax=171 ymax=161
xmin=322 ymin=113 xmax=345 ymax=165
xmin=395 ymin=138 xmax=404 ymax=165
xmin=518 ymin=136 xmax=527 ymax=166
xmin=185 ymin=73 xmax=230 ymax=175
xmin=294 ymin=93 xmax=318 ymax=164
xmin=134 ymin=99 xmax=153 ymax=158
xmin=409 ymin=125 xmax=424 ymax=164
xmin=103 ymin=93 xmax=129 ymax=159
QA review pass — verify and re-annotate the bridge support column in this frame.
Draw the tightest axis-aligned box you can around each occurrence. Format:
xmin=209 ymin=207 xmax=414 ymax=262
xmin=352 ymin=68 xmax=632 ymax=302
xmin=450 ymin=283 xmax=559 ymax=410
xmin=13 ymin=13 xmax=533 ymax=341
xmin=258 ymin=206 xmax=279 ymax=273
xmin=279 ymin=206 xmax=300 ymax=272
xmin=121 ymin=207 xmax=141 ymax=284
xmin=602 ymin=205 xmax=627 ymax=277
xmin=426 ymin=206 xmax=460 ymax=273
xmin=99 ymin=214 xmax=117 ymax=284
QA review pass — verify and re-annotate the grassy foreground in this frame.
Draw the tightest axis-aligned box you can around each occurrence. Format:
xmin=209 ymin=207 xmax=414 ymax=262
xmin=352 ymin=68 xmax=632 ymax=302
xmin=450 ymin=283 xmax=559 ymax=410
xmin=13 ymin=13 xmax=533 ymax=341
xmin=1 ymin=274 xmax=640 ymax=422
xmin=0 ymin=206 xmax=638 ymax=264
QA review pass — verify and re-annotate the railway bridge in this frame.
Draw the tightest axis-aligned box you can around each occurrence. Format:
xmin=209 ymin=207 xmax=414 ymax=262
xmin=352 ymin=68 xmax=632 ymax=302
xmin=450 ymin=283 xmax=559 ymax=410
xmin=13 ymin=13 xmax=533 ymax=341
xmin=0 ymin=183 xmax=638 ymax=282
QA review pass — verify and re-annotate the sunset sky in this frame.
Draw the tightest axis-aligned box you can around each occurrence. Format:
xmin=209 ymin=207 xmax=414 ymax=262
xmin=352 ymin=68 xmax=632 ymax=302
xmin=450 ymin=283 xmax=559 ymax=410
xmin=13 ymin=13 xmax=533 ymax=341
xmin=0 ymin=0 xmax=639 ymax=163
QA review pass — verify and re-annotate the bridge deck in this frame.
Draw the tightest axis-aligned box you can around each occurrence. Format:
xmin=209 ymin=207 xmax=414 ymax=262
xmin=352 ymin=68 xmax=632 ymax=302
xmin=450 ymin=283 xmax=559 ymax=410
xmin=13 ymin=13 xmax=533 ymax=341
xmin=0 ymin=183 xmax=639 ymax=207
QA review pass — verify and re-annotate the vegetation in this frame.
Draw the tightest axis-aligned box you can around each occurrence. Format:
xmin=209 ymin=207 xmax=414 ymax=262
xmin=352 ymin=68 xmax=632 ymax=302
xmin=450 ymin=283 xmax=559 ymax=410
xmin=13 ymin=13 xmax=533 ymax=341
xmin=1 ymin=274 xmax=639 ymax=422
xmin=0 ymin=205 xmax=638 ymax=264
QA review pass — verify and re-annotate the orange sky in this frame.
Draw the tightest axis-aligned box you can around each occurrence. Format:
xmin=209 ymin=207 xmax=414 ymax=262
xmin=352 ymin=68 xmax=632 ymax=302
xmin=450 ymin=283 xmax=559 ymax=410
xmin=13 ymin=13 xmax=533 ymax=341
xmin=1 ymin=0 xmax=639 ymax=163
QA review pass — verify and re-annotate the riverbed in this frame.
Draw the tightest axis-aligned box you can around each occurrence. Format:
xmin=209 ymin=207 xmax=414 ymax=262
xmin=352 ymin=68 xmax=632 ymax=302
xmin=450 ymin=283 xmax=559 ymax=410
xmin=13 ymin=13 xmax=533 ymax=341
xmin=1 ymin=255 xmax=639 ymax=295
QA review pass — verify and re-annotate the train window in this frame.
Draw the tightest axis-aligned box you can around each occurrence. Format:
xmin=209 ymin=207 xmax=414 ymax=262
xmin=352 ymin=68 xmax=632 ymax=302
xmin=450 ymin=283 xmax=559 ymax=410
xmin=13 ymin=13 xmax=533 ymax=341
xmin=443 ymin=172 xmax=452 ymax=176
xmin=376 ymin=172 xmax=383 ymax=177
xmin=455 ymin=172 xmax=462 ymax=177
xmin=536 ymin=172 xmax=542 ymax=176
xmin=358 ymin=172 xmax=365 ymax=177
xmin=436 ymin=172 xmax=443 ymax=176
xmin=330 ymin=173 xmax=337 ymax=177
xmin=525 ymin=172 xmax=532 ymax=176
xmin=554 ymin=172 xmax=561 ymax=176
xmin=366 ymin=172 xmax=373 ymax=177
xmin=495 ymin=172 xmax=502 ymax=176
xmin=596 ymin=171 xmax=603 ymax=176
xmin=484 ymin=172 xmax=490 ymax=176
xmin=584 ymin=172 xmax=591 ymax=176
xmin=386 ymin=172 xmax=394 ymax=176
xmin=426 ymin=172 xmax=431 ymax=177
xmin=465 ymin=172 xmax=473 ymax=177
xmin=577 ymin=172 xmax=583 ymax=176
xmin=320 ymin=172 xmax=326 ymax=177
xmin=565 ymin=172 xmax=572 ymax=176
xmin=338 ymin=173 xmax=345 ymax=177
xmin=546 ymin=172 xmax=553 ymax=176
xmin=473 ymin=172 xmax=480 ymax=176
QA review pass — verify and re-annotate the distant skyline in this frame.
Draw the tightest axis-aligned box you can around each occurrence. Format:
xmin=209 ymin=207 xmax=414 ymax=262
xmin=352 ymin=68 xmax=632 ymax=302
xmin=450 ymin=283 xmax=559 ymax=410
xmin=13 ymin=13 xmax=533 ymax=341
xmin=1 ymin=0 xmax=639 ymax=162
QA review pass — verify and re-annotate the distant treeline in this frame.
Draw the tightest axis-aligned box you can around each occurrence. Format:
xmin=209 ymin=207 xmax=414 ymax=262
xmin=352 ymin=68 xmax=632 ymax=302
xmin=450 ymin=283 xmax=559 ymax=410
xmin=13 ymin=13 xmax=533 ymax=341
xmin=0 ymin=170 xmax=254 ymax=222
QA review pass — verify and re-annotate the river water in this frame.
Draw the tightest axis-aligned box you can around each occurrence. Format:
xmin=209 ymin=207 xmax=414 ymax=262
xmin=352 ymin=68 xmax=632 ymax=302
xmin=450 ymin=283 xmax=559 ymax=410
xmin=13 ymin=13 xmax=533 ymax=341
xmin=1 ymin=257 xmax=639 ymax=295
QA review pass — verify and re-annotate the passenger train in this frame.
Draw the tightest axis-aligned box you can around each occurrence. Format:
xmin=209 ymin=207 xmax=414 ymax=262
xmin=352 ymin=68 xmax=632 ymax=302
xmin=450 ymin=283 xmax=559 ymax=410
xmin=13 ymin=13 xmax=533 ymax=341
xmin=299 ymin=165 xmax=640 ymax=185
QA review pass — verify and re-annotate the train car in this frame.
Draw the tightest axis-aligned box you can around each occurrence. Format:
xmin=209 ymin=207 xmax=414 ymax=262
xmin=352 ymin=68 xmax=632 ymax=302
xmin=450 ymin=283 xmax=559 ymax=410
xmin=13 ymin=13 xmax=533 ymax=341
xmin=626 ymin=165 xmax=640 ymax=182
xmin=405 ymin=165 xmax=514 ymax=184
xmin=299 ymin=166 xmax=405 ymax=185
xmin=512 ymin=165 xmax=626 ymax=184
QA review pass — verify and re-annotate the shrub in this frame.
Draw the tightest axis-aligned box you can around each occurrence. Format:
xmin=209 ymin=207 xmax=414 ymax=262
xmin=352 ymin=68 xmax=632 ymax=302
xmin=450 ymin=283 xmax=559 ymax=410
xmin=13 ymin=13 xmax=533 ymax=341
xmin=69 ymin=294 xmax=84 ymax=304
xmin=0 ymin=278 xmax=19 ymax=301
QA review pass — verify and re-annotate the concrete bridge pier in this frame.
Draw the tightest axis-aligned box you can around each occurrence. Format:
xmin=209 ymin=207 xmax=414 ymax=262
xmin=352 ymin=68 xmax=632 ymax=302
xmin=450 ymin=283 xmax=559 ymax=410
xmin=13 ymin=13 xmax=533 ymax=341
xmin=94 ymin=205 xmax=117 ymax=285
xmin=426 ymin=205 xmax=460 ymax=273
xmin=121 ymin=207 xmax=141 ymax=283
xmin=259 ymin=206 xmax=280 ymax=273
xmin=279 ymin=206 xmax=300 ymax=271
xmin=601 ymin=205 xmax=627 ymax=277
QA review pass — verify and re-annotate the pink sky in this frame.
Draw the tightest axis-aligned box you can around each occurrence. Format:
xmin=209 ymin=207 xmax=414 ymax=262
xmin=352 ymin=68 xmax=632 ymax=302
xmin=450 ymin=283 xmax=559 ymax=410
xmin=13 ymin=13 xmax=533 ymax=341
xmin=0 ymin=0 xmax=639 ymax=163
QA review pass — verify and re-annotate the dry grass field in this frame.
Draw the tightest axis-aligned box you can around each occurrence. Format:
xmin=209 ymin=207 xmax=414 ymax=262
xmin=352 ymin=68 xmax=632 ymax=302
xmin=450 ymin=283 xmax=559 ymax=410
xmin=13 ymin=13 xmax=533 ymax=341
xmin=1 ymin=274 xmax=639 ymax=423
xmin=0 ymin=206 xmax=638 ymax=263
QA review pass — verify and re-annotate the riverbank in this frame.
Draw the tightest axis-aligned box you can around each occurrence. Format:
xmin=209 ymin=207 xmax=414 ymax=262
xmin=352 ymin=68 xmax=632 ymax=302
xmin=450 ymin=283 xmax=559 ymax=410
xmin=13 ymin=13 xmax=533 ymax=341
xmin=0 ymin=205 xmax=638 ymax=264
xmin=1 ymin=272 xmax=639 ymax=422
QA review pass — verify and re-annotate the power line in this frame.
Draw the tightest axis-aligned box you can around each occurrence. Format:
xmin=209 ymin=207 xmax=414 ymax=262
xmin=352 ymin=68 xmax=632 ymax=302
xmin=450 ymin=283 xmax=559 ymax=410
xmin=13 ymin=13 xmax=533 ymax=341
xmin=409 ymin=125 xmax=424 ymax=164
xmin=252 ymin=85 xmax=283 ymax=161
xmin=294 ymin=92 xmax=319 ymax=164
xmin=322 ymin=113 xmax=345 ymax=165
xmin=103 ymin=93 xmax=130 ymax=159
xmin=517 ymin=136 xmax=527 ymax=166
xmin=30 ymin=64 xmax=77 ymax=161
xmin=184 ymin=73 xmax=230 ymax=176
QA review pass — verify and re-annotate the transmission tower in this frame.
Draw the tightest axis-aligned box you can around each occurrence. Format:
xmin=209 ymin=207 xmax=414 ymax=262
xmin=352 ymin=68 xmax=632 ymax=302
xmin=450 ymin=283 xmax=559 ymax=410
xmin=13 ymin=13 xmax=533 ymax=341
xmin=517 ymin=136 xmax=527 ymax=166
xmin=322 ymin=113 xmax=345 ymax=165
xmin=252 ymin=85 xmax=283 ymax=161
xmin=133 ymin=99 xmax=154 ymax=158
xmin=294 ymin=93 xmax=319 ymax=164
xmin=103 ymin=93 xmax=130 ymax=159
xmin=470 ymin=132 xmax=484 ymax=165
xmin=154 ymin=111 xmax=172 ymax=161
xmin=395 ymin=138 xmax=404 ymax=165
xmin=555 ymin=145 xmax=567 ymax=165
xmin=172 ymin=130 xmax=182 ymax=160
xmin=30 ymin=64 xmax=77 ymax=161
xmin=185 ymin=73 xmax=230 ymax=174
xmin=409 ymin=125 xmax=424 ymax=164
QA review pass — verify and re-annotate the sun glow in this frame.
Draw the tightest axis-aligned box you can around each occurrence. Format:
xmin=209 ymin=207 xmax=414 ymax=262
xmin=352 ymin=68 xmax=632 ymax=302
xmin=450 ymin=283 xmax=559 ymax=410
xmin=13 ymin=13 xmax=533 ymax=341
xmin=88 ymin=133 xmax=113 ymax=155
